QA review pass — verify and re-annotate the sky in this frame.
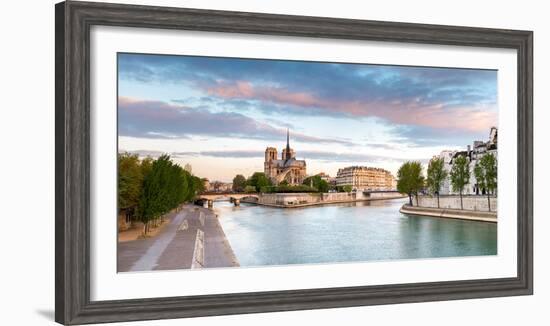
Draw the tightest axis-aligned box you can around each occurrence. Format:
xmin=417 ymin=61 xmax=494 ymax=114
xmin=118 ymin=53 xmax=498 ymax=183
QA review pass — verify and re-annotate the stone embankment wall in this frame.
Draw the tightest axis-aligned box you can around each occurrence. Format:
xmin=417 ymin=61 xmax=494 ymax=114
xmin=322 ymin=192 xmax=356 ymax=201
xmin=415 ymin=195 xmax=497 ymax=212
xmin=255 ymin=191 xmax=403 ymax=207
xmin=367 ymin=191 xmax=405 ymax=199
xmin=259 ymin=193 xmax=323 ymax=205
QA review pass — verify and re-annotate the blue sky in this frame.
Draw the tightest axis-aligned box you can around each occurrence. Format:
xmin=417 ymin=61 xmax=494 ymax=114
xmin=118 ymin=53 xmax=498 ymax=182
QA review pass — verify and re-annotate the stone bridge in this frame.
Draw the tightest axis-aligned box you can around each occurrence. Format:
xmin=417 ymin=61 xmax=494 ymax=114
xmin=198 ymin=193 xmax=259 ymax=208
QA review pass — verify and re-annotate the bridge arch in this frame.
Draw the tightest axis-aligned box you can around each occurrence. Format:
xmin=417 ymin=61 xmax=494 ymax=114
xmin=198 ymin=193 xmax=260 ymax=207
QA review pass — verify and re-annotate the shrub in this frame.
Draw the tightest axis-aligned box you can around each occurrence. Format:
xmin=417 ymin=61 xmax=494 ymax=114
xmin=244 ymin=185 xmax=257 ymax=193
xmin=261 ymin=185 xmax=317 ymax=193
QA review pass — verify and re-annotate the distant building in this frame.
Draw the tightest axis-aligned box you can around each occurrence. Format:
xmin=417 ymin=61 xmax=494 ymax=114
xmin=218 ymin=182 xmax=233 ymax=192
xmin=202 ymin=178 xmax=210 ymax=191
xmin=336 ymin=166 xmax=396 ymax=191
xmin=438 ymin=127 xmax=498 ymax=195
xmin=208 ymin=181 xmax=233 ymax=192
xmin=391 ymin=177 xmax=398 ymax=190
xmin=264 ymin=130 xmax=307 ymax=185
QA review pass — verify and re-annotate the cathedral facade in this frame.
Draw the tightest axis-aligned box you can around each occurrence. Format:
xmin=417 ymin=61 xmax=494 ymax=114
xmin=264 ymin=130 xmax=307 ymax=185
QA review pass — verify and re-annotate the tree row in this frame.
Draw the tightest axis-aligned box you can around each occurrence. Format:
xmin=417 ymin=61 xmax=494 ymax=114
xmin=118 ymin=153 xmax=205 ymax=234
xmin=397 ymin=153 xmax=497 ymax=211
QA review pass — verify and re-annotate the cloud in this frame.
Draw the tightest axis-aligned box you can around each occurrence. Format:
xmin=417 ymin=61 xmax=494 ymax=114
xmin=298 ymin=150 xmax=409 ymax=163
xmin=389 ymin=124 xmax=492 ymax=148
xmin=118 ymin=53 xmax=498 ymax=140
xmin=119 ymin=149 xmax=165 ymax=158
xmin=174 ymin=150 xmax=264 ymax=158
xmin=121 ymin=149 xmax=265 ymax=159
xmin=121 ymin=148 xmax=416 ymax=165
xmin=118 ymin=97 xmax=356 ymax=145
xmin=262 ymin=118 xmax=295 ymax=129
xmin=202 ymin=80 xmax=497 ymax=133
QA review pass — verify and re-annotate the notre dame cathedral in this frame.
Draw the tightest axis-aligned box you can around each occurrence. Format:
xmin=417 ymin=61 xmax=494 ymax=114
xmin=264 ymin=130 xmax=307 ymax=185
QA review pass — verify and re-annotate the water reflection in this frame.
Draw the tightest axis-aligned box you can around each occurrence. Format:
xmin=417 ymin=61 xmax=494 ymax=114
xmin=215 ymin=198 xmax=497 ymax=267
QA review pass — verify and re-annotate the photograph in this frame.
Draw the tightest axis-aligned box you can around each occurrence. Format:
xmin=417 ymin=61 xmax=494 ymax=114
xmin=116 ymin=53 xmax=499 ymax=272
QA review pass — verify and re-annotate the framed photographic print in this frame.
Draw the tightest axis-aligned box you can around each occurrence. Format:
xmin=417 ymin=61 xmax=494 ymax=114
xmin=55 ymin=1 xmax=533 ymax=324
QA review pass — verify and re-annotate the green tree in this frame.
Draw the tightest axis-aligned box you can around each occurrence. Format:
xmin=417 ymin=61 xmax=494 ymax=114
xmin=190 ymin=176 xmax=206 ymax=197
xmin=247 ymin=172 xmax=271 ymax=192
xmin=303 ymin=176 xmax=316 ymax=188
xmin=336 ymin=185 xmax=352 ymax=193
xmin=173 ymin=167 xmax=189 ymax=207
xmin=180 ymin=169 xmax=194 ymax=202
xmin=450 ymin=155 xmax=470 ymax=210
xmin=397 ymin=161 xmax=425 ymax=206
xmin=244 ymin=185 xmax=257 ymax=193
xmin=137 ymin=155 xmax=200 ymax=234
xmin=302 ymin=175 xmax=329 ymax=193
xmin=426 ymin=157 xmax=448 ymax=208
xmin=118 ymin=153 xmax=143 ymax=211
xmin=232 ymin=174 xmax=247 ymax=192
xmin=474 ymin=153 xmax=497 ymax=211
xmin=317 ymin=180 xmax=330 ymax=193
xmin=139 ymin=155 xmax=168 ymax=234
xmin=140 ymin=156 xmax=153 ymax=177
xmin=119 ymin=153 xmax=207 ymax=235
xmin=261 ymin=184 xmax=316 ymax=193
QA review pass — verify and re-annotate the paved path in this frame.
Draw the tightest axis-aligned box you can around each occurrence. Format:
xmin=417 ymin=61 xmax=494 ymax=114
xmin=118 ymin=205 xmax=239 ymax=272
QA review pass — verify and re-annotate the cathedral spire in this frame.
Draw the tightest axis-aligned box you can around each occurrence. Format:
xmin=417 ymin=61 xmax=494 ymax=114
xmin=285 ymin=129 xmax=291 ymax=160
xmin=286 ymin=129 xmax=290 ymax=150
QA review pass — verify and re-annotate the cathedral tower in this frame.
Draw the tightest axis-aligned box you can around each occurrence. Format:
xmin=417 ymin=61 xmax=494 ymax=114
xmin=264 ymin=147 xmax=278 ymax=179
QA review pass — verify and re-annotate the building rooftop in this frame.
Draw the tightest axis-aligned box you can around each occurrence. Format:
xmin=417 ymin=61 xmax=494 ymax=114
xmin=337 ymin=166 xmax=391 ymax=173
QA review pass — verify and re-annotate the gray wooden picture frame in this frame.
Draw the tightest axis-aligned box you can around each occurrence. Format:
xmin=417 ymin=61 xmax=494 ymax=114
xmin=55 ymin=1 xmax=533 ymax=324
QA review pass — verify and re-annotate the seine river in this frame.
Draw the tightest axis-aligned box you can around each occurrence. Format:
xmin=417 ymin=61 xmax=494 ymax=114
xmin=214 ymin=198 xmax=497 ymax=267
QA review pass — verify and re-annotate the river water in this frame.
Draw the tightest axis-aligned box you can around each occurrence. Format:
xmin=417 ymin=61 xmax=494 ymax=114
xmin=214 ymin=198 xmax=497 ymax=267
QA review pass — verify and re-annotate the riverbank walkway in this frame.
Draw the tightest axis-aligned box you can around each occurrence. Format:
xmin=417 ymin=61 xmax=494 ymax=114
xmin=118 ymin=205 xmax=239 ymax=272
xmin=400 ymin=204 xmax=497 ymax=223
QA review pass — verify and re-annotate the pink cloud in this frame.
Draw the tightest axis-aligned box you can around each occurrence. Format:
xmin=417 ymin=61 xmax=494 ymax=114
xmin=204 ymin=81 xmax=497 ymax=133
xmin=208 ymin=81 xmax=254 ymax=98
xmin=207 ymin=81 xmax=318 ymax=107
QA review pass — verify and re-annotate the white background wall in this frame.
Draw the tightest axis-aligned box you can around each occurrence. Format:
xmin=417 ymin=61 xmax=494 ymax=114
xmin=0 ymin=0 xmax=547 ymax=325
